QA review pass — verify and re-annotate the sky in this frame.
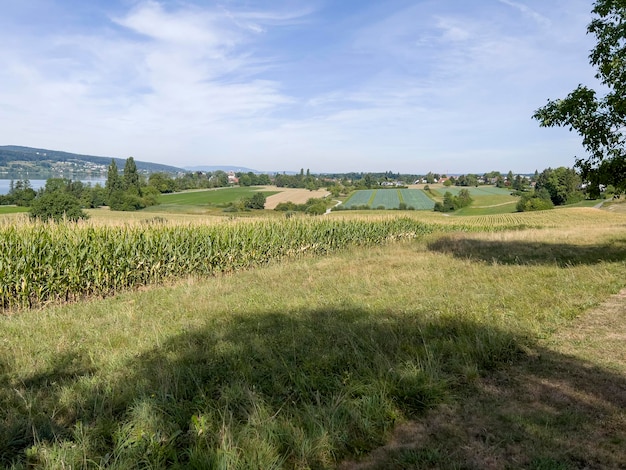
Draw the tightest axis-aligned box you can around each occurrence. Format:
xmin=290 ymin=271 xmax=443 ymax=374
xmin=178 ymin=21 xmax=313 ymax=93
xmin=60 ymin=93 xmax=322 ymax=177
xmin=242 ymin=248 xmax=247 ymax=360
xmin=0 ymin=0 xmax=601 ymax=174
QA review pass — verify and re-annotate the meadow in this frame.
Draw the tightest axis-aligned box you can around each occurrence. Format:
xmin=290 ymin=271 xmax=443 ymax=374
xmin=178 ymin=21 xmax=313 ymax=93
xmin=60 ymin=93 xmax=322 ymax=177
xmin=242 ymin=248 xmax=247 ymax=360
xmin=0 ymin=205 xmax=625 ymax=468
xmin=143 ymin=187 xmax=278 ymax=214
xmin=0 ymin=206 xmax=28 ymax=215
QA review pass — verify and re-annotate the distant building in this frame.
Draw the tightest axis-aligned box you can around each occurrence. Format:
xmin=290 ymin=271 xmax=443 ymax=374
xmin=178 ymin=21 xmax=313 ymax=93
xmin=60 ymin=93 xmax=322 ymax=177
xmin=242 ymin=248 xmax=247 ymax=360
xmin=227 ymin=171 xmax=239 ymax=184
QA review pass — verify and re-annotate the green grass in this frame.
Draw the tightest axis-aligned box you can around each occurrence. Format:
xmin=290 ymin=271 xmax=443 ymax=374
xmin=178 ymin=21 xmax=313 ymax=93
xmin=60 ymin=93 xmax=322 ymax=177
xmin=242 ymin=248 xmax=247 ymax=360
xmin=1 ymin=211 xmax=626 ymax=468
xmin=144 ymin=187 xmax=278 ymax=213
xmin=429 ymin=185 xmax=513 ymax=197
xmin=0 ymin=205 xmax=28 ymax=214
xmin=556 ymin=198 xmax=605 ymax=208
xmin=454 ymin=201 xmax=518 ymax=216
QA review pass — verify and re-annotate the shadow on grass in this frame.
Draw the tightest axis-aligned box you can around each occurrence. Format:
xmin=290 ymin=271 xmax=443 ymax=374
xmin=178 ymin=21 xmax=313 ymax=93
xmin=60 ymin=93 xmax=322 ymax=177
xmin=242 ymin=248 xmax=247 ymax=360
xmin=427 ymin=236 xmax=626 ymax=266
xmin=341 ymin=349 xmax=626 ymax=469
xmin=1 ymin=307 xmax=625 ymax=468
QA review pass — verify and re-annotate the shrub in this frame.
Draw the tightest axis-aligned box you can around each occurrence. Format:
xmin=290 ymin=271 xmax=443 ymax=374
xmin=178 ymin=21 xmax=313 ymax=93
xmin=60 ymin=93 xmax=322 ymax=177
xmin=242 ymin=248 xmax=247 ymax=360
xmin=29 ymin=192 xmax=88 ymax=222
xmin=243 ymin=192 xmax=266 ymax=210
xmin=516 ymin=192 xmax=555 ymax=212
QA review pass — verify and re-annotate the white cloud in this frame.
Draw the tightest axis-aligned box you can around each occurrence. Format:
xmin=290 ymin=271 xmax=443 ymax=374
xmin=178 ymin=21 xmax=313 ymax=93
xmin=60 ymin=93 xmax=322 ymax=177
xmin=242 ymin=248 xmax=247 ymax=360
xmin=497 ymin=0 xmax=552 ymax=28
xmin=0 ymin=0 xmax=598 ymax=172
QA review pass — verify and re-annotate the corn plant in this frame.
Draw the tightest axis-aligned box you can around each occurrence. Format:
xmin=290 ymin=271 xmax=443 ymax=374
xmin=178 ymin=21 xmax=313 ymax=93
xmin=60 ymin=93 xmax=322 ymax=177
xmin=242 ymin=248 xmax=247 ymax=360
xmin=0 ymin=217 xmax=436 ymax=310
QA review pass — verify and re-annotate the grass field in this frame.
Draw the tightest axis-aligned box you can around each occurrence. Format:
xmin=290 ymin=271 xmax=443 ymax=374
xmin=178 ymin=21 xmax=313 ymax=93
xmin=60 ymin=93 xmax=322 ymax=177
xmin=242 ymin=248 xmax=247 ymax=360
xmin=1 ymin=207 xmax=625 ymax=468
xmin=143 ymin=187 xmax=278 ymax=214
xmin=0 ymin=205 xmax=28 ymax=215
xmin=428 ymin=185 xmax=513 ymax=197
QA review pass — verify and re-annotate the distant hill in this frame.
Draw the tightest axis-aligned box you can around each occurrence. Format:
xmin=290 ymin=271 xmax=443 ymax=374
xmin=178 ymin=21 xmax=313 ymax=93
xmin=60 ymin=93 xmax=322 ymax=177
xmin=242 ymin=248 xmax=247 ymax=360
xmin=185 ymin=165 xmax=300 ymax=175
xmin=185 ymin=165 xmax=260 ymax=173
xmin=0 ymin=145 xmax=185 ymax=179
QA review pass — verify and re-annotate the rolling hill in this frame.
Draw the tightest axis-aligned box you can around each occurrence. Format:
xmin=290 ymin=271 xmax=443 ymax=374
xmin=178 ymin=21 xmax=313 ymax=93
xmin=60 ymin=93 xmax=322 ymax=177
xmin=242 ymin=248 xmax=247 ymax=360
xmin=0 ymin=145 xmax=185 ymax=179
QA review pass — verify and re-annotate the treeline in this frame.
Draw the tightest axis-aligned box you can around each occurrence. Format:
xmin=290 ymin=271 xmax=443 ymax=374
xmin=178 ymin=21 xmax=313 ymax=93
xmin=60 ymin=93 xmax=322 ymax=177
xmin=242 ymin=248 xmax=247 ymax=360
xmin=515 ymin=166 xmax=604 ymax=212
xmin=0 ymin=159 xmax=281 ymax=220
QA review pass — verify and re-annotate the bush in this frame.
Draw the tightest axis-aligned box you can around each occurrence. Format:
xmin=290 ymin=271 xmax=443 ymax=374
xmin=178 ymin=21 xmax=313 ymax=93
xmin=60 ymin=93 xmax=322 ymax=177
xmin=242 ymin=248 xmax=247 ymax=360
xmin=109 ymin=191 xmax=146 ymax=211
xmin=243 ymin=192 xmax=266 ymax=210
xmin=274 ymin=202 xmax=297 ymax=211
xmin=29 ymin=192 xmax=88 ymax=222
xmin=516 ymin=192 xmax=555 ymax=212
xmin=305 ymin=203 xmax=327 ymax=215
xmin=433 ymin=190 xmax=473 ymax=213
xmin=275 ymin=197 xmax=329 ymax=215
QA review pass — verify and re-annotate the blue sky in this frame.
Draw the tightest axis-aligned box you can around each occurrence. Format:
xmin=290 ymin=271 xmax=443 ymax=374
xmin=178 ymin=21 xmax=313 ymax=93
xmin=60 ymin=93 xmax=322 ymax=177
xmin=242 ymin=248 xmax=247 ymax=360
xmin=0 ymin=0 xmax=599 ymax=173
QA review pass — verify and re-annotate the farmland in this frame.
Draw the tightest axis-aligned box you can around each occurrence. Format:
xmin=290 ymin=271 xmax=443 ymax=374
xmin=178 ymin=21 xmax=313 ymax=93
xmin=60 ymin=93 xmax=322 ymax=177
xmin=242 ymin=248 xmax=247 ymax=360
xmin=143 ymin=186 xmax=278 ymax=214
xmin=263 ymin=187 xmax=331 ymax=209
xmin=0 ymin=217 xmax=438 ymax=310
xmin=427 ymin=185 xmax=513 ymax=197
xmin=0 ymin=205 xmax=28 ymax=215
xmin=1 ymin=205 xmax=625 ymax=468
xmin=344 ymin=189 xmax=435 ymax=210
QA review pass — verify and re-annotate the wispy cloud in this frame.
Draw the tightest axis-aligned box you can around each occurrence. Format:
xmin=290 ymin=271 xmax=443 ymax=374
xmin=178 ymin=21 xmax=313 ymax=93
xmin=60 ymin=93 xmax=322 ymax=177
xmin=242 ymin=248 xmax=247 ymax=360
xmin=498 ymin=0 xmax=552 ymax=28
xmin=0 ymin=0 xmax=598 ymax=172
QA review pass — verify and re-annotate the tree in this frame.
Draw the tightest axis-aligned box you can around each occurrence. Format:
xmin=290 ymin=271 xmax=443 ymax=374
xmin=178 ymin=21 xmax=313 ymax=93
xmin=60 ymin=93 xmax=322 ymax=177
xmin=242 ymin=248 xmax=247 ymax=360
xmin=123 ymin=157 xmax=141 ymax=196
xmin=535 ymin=167 xmax=583 ymax=205
xmin=29 ymin=182 xmax=88 ymax=222
xmin=105 ymin=159 xmax=122 ymax=199
xmin=148 ymin=173 xmax=176 ymax=193
xmin=8 ymin=179 xmax=36 ymax=206
xmin=516 ymin=191 xmax=554 ymax=212
xmin=243 ymin=192 xmax=266 ymax=210
xmin=533 ymin=0 xmax=626 ymax=193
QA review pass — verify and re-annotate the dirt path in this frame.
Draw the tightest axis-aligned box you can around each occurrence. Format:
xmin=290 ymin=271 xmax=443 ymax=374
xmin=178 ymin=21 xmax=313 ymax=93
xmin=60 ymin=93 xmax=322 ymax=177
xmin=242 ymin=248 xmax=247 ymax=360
xmin=340 ymin=289 xmax=626 ymax=469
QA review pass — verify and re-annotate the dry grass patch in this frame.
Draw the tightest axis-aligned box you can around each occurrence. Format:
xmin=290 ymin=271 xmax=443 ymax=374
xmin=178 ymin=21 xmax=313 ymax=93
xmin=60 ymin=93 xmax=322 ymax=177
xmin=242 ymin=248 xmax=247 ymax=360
xmin=263 ymin=187 xmax=330 ymax=209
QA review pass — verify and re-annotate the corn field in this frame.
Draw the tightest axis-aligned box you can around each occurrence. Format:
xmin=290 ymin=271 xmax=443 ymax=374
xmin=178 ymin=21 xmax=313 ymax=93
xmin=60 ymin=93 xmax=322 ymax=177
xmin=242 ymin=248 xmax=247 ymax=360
xmin=0 ymin=217 xmax=435 ymax=310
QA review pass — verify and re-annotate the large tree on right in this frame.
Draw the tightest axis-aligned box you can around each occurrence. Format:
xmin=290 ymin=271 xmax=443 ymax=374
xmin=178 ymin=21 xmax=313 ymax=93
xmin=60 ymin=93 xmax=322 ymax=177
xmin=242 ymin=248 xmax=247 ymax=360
xmin=533 ymin=0 xmax=626 ymax=194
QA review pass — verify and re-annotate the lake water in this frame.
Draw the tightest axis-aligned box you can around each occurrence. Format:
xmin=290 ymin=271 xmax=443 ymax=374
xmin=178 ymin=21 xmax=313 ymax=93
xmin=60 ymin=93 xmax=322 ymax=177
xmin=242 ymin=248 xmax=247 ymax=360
xmin=0 ymin=179 xmax=106 ymax=195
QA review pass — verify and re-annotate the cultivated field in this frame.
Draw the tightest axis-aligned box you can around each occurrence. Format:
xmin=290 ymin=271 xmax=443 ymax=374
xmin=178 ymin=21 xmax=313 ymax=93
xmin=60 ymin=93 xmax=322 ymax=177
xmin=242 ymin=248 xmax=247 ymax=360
xmin=1 ymin=206 xmax=625 ymax=468
xmin=427 ymin=185 xmax=513 ymax=197
xmin=343 ymin=189 xmax=434 ymax=210
xmin=144 ymin=186 xmax=278 ymax=214
xmin=263 ymin=187 xmax=331 ymax=209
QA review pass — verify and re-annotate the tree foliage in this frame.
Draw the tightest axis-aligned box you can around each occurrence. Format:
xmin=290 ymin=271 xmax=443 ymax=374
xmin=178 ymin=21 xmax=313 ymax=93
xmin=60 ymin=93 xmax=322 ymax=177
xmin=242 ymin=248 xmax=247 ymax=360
xmin=105 ymin=157 xmax=158 ymax=211
xmin=535 ymin=167 xmax=583 ymax=205
xmin=29 ymin=180 xmax=89 ymax=222
xmin=243 ymin=192 xmax=267 ymax=210
xmin=516 ymin=190 xmax=554 ymax=212
xmin=433 ymin=189 xmax=473 ymax=213
xmin=533 ymin=0 xmax=626 ymax=192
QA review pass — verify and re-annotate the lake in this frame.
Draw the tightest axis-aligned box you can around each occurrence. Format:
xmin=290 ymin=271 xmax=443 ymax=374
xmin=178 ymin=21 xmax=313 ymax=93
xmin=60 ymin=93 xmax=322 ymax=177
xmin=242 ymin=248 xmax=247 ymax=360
xmin=0 ymin=179 xmax=107 ymax=195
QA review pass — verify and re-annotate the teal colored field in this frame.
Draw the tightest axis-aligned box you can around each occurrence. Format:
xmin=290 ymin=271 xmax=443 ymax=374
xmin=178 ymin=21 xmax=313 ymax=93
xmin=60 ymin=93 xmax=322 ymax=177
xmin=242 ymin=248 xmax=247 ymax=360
xmin=344 ymin=190 xmax=373 ymax=207
xmin=399 ymin=189 xmax=435 ymax=209
xmin=344 ymin=189 xmax=434 ymax=210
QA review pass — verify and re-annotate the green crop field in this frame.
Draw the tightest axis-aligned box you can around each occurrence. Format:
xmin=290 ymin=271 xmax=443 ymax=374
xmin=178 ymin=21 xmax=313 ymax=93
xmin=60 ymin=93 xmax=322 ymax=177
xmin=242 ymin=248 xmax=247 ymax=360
xmin=371 ymin=189 xmax=400 ymax=208
xmin=399 ymin=189 xmax=435 ymax=210
xmin=144 ymin=187 xmax=277 ymax=213
xmin=0 ymin=205 xmax=28 ymax=214
xmin=429 ymin=185 xmax=513 ymax=197
xmin=343 ymin=190 xmax=372 ymax=207
xmin=344 ymin=189 xmax=434 ymax=210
